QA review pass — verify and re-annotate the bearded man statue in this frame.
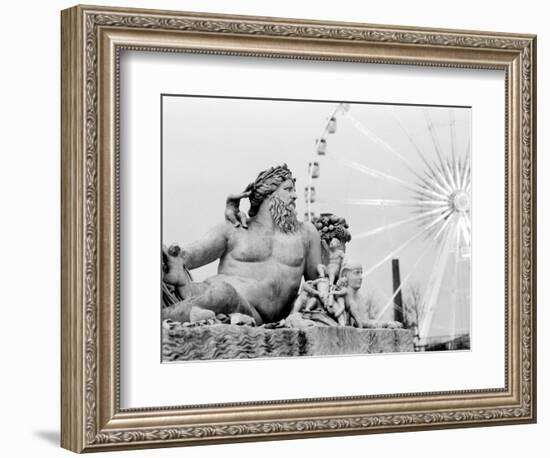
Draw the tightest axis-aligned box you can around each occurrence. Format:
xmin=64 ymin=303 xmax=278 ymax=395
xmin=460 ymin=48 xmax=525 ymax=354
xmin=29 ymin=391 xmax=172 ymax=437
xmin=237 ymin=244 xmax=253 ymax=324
xmin=162 ymin=164 xmax=322 ymax=325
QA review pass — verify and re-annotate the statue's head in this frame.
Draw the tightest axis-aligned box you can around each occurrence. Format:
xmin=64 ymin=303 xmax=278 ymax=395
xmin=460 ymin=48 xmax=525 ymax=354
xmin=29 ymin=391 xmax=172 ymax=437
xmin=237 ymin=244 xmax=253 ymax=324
xmin=329 ymin=237 xmax=342 ymax=249
xmin=341 ymin=261 xmax=363 ymax=290
xmin=246 ymin=164 xmax=299 ymax=233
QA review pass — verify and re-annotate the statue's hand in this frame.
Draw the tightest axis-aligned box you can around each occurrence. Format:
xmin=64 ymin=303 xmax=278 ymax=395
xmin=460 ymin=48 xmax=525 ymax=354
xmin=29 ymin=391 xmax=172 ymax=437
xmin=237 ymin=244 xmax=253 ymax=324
xmin=225 ymin=190 xmax=251 ymax=229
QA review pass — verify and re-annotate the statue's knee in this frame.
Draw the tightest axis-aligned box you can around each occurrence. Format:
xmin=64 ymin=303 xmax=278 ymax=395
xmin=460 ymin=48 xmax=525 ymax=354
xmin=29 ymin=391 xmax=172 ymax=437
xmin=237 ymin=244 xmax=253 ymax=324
xmin=162 ymin=300 xmax=192 ymax=322
xmin=207 ymin=282 xmax=239 ymax=307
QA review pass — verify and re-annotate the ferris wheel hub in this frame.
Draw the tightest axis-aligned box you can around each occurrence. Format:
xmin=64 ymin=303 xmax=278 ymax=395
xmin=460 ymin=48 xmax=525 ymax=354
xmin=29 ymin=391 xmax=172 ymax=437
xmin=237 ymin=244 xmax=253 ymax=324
xmin=451 ymin=190 xmax=470 ymax=212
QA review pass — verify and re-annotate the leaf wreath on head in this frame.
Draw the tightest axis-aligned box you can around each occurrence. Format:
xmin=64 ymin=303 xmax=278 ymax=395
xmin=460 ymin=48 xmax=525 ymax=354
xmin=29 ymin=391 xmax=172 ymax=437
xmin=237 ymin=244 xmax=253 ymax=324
xmin=246 ymin=163 xmax=295 ymax=217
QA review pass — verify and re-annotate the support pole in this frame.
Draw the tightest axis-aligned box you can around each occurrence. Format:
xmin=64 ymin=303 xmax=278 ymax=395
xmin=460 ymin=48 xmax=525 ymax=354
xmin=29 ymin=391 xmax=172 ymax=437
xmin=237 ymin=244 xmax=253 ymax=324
xmin=392 ymin=259 xmax=404 ymax=323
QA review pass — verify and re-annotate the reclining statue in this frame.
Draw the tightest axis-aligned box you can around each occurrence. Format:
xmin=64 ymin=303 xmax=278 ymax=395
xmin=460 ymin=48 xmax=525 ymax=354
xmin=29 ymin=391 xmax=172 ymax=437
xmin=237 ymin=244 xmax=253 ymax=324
xmin=162 ymin=164 xmax=322 ymax=325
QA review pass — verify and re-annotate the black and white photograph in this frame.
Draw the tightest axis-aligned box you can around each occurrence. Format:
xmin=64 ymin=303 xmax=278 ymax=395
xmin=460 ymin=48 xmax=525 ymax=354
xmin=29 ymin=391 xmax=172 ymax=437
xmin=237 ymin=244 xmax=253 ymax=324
xmin=161 ymin=96 xmax=472 ymax=362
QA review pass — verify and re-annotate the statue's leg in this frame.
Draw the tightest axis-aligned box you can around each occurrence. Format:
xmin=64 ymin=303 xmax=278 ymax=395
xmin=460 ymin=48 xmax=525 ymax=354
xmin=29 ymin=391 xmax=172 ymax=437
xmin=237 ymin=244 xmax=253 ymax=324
xmin=335 ymin=298 xmax=345 ymax=316
xmin=162 ymin=296 xmax=196 ymax=323
xmin=304 ymin=297 xmax=318 ymax=311
xmin=162 ymin=281 xmax=262 ymax=324
xmin=337 ymin=312 xmax=347 ymax=326
xmin=327 ymin=266 xmax=338 ymax=286
xmin=290 ymin=296 xmax=305 ymax=314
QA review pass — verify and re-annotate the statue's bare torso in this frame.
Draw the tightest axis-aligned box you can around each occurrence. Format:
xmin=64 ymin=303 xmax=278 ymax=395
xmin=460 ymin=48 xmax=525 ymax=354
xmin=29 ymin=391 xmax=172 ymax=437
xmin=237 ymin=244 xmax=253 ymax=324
xmin=167 ymin=218 xmax=321 ymax=324
xmin=213 ymin=221 xmax=314 ymax=323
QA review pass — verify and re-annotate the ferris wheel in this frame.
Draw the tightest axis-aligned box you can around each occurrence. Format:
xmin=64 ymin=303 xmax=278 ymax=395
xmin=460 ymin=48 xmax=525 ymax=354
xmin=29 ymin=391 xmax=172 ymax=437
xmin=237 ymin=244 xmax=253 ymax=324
xmin=304 ymin=102 xmax=471 ymax=345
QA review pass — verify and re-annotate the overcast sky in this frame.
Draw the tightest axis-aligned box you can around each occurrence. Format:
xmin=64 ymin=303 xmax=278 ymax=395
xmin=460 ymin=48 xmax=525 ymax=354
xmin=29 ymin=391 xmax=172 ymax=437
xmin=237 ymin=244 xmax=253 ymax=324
xmin=162 ymin=95 xmax=471 ymax=337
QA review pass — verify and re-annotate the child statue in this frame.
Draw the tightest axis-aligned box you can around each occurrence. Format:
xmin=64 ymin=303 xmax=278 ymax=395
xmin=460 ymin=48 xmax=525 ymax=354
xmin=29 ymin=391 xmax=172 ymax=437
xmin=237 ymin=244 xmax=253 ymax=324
xmin=326 ymin=277 xmax=349 ymax=326
xmin=322 ymin=237 xmax=346 ymax=286
xmin=291 ymin=278 xmax=326 ymax=314
xmin=339 ymin=261 xmax=368 ymax=328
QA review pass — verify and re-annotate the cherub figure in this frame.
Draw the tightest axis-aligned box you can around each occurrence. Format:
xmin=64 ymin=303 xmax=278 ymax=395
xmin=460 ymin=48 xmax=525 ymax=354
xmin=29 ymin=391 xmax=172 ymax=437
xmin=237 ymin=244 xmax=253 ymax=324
xmin=322 ymin=237 xmax=345 ymax=286
xmin=291 ymin=278 xmax=325 ymax=314
xmin=162 ymin=244 xmax=196 ymax=300
xmin=340 ymin=261 xmax=367 ymax=328
xmin=326 ymin=277 xmax=348 ymax=326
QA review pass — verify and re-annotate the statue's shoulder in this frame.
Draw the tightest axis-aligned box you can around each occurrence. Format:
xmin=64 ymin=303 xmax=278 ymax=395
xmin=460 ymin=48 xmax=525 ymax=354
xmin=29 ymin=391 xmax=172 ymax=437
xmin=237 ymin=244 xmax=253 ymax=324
xmin=302 ymin=221 xmax=321 ymax=241
xmin=209 ymin=220 xmax=239 ymax=241
xmin=224 ymin=220 xmax=262 ymax=245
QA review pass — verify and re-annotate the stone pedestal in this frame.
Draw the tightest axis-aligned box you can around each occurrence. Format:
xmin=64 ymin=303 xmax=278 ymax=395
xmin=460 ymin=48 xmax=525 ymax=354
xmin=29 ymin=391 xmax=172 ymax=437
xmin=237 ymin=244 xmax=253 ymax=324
xmin=162 ymin=322 xmax=414 ymax=361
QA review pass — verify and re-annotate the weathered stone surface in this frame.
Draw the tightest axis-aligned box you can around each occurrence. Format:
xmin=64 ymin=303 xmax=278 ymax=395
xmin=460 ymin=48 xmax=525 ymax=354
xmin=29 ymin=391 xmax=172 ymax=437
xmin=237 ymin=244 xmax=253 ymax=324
xmin=162 ymin=322 xmax=414 ymax=361
xmin=302 ymin=326 xmax=412 ymax=356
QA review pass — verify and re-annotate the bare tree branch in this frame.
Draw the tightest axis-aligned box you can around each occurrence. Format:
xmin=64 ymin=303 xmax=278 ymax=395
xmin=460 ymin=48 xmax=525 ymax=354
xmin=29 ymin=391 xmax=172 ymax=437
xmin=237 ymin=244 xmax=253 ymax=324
xmin=403 ymin=283 xmax=425 ymax=335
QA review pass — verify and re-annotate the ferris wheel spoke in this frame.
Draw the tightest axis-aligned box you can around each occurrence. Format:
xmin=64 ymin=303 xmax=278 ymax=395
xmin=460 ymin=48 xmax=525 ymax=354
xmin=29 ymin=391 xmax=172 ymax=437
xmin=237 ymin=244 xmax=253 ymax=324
xmin=413 ymin=187 xmax=450 ymax=203
xmin=412 ymin=174 xmax=452 ymax=201
xmin=413 ymin=180 xmax=450 ymax=201
xmin=449 ymin=221 xmax=464 ymax=341
xmin=449 ymin=110 xmax=464 ymax=194
xmin=344 ymin=111 xmax=419 ymax=173
xmin=453 ymin=157 xmax=461 ymax=193
xmin=375 ymin=246 xmax=432 ymax=321
xmin=326 ymin=198 xmax=448 ymax=208
xmin=422 ymin=208 xmax=454 ymax=244
xmin=450 ymin=110 xmax=458 ymax=163
xmin=391 ymin=109 xmax=453 ymax=196
xmin=459 ymin=213 xmax=472 ymax=247
xmin=427 ymin=111 xmax=465 ymax=196
xmin=362 ymin=208 xmax=453 ymax=277
xmin=443 ymin=157 xmax=459 ymax=191
xmin=443 ymin=158 xmax=460 ymax=194
xmin=372 ymin=286 xmax=392 ymax=305
xmin=460 ymin=138 xmax=471 ymax=190
xmin=329 ymin=156 xmax=420 ymax=193
xmin=463 ymin=211 xmax=472 ymax=232
xmin=426 ymin=165 xmax=455 ymax=197
xmin=353 ymin=207 xmax=449 ymax=240
xmin=462 ymin=161 xmax=471 ymax=192
xmin=418 ymin=221 xmax=458 ymax=339
xmin=424 ymin=110 xmax=456 ymax=191
xmin=457 ymin=157 xmax=465 ymax=190
xmin=347 ymin=110 xmax=453 ymax=199
xmin=445 ymin=157 xmax=459 ymax=191
xmin=433 ymin=211 xmax=456 ymax=242
xmin=418 ymin=172 xmax=453 ymax=198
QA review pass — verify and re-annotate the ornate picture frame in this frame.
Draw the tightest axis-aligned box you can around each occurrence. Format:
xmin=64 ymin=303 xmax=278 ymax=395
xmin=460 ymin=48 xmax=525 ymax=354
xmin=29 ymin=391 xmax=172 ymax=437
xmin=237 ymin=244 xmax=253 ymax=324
xmin=61 ymin=4 xmax=536 ymax=453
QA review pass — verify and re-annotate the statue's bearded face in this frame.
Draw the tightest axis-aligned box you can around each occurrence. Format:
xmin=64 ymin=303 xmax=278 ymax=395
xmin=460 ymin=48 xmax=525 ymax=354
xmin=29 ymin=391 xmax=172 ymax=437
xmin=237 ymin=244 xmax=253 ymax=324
xmin=269 ymin=179 xmax=299 ymax=233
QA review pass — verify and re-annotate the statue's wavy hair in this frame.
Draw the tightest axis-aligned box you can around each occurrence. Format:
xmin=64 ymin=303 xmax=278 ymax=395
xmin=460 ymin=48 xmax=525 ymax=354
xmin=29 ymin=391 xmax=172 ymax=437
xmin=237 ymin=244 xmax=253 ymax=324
xmin=245 ymin=164 xmax=294 ymax=218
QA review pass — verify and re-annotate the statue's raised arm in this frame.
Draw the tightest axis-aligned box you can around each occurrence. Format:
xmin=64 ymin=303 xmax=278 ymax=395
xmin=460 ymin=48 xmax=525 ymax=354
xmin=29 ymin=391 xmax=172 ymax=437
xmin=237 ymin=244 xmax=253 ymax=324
xmin=224 ymin=190 xmax=251 ymax=229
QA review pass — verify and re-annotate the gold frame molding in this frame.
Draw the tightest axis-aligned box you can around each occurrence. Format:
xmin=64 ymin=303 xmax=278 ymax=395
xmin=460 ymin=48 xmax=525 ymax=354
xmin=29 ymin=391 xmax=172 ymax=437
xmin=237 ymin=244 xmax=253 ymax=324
xmin=61 ymin=4 xmax=537 ymax=453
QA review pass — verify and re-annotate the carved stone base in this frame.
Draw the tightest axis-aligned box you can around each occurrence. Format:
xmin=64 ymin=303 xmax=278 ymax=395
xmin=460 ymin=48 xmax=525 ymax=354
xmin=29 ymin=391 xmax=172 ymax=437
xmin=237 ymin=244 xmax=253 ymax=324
xmin=162 ymin=322 xmax=414 ymax=361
